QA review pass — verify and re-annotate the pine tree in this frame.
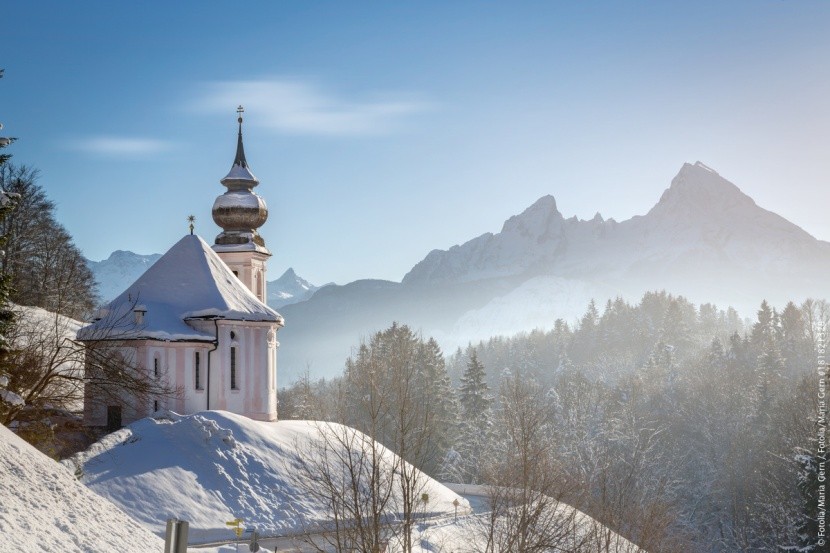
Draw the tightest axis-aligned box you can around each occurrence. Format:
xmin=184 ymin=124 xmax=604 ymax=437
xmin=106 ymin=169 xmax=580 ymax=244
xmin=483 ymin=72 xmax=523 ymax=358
xmin=459 ymin=348 xmax=491 ymax=421
xmin=748 ymin=301 xmax=785 ymax=418
xmin=793 ymin=447 xmax=820 ymax=551
xmin=751 ymin=300 xmax=775 ymax=347
xmin=447 ymin=348 xmax=494 ymax=483
xmin=706 ymin=337 xmax=726 ymax=370
xmin=780 ymin=301 xmax=810 ymax=375
xmin=415 ymin=337 xmax=457 ymax=475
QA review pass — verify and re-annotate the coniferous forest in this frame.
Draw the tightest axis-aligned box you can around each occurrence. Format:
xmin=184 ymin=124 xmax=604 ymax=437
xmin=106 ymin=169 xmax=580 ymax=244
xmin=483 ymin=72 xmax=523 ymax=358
xmin=280 ymin=292 xmax=828 ymax=552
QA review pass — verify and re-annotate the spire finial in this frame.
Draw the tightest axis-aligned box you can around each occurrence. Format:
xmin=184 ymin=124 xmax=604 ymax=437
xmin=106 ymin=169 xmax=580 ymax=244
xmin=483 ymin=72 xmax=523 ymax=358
xmin=233 ymin=105 xmax=248 ymax=168
xmin=187 ymin=214 xmax=196 ymax=235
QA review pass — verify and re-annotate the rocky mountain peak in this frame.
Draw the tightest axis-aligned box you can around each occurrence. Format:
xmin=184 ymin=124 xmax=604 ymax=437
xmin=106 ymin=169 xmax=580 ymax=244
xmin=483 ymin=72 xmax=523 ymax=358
xmin=649 ymin=161 xmax=756 ymax=219
xmin=277 ymin=267 xmax=298 ymax=281
xmin=268 ymin=268 xmax=318 ymax=309
xmin=501 ymin=194 xmax=564 ymax=237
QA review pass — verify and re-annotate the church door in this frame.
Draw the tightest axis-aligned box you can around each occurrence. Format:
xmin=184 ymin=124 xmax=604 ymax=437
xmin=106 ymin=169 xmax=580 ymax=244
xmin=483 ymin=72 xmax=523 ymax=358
xmin=106 ymin=405 xmax=122 ymax=432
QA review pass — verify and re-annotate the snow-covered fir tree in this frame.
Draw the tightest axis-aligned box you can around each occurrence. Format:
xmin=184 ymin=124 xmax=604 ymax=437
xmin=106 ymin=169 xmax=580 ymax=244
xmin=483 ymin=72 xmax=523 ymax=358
xmin=444 ymin=348 xmax=493 ymax=483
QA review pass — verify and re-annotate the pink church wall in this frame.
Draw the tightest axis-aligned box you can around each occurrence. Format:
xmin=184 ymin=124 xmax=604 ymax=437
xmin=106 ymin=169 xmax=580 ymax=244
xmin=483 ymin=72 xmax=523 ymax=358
xmin=84 ymin=322 xmax=279 ymax=428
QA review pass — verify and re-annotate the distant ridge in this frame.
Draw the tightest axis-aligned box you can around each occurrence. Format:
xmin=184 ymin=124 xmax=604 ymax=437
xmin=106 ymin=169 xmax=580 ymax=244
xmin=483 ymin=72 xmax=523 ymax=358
xmin=86 ymin=250 xmax=162 ymax=303
xmin=278 ymin=161 xmax=830 ymax=380
xmin=87 ymin=251 xmax=319 ymax=309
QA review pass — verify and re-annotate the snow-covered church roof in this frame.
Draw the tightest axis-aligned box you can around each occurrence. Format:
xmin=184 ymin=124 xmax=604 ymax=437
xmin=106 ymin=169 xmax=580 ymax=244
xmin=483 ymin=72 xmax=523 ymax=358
xmin=78 ymin=234 xmax=283 ymax=342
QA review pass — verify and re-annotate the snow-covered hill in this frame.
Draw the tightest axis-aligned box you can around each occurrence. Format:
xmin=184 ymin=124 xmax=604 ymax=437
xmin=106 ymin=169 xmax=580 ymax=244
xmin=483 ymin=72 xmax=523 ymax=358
xmin=64 ymin=410 xmax=470 ymax=543
xmin=278 ymin=162 xmax=830 ymax=380
xmin=58 ymin=410 xmax=640 ymax=551
xmin=0 ymin=423 xmax=163 ymax=553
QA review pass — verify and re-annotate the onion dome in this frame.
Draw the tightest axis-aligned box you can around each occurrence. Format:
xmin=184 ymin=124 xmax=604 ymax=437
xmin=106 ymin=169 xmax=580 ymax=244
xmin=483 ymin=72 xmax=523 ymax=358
xmin=212 ymin=107 xmax=270 ymax=252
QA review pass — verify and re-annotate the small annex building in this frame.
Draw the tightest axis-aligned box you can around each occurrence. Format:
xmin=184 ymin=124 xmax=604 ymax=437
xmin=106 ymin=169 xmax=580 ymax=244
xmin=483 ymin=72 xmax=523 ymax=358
xmin=78 ymin=109 xmax=283 ymax=430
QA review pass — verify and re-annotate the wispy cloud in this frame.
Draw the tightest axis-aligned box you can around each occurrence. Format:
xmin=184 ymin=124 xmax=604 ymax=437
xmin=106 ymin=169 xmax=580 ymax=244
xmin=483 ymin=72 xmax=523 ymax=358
xmin=193 ymin=78 xmax=430 ymax=136
xmin=72 ymin=137 xmax=174 ymax=157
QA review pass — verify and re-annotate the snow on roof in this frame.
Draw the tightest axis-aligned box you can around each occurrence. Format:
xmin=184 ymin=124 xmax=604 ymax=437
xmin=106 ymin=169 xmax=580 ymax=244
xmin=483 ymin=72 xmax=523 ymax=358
xmin=78 ymin=234 xmax=282 ymax=342
xmin=64 ymin=410 xmax=470 ymax=543
xmin=222 ymin=162 xmax=258 ymax=184
xmin=0 ymin=424 xmax=163 ymax=553
xmin=212 ymin=189 xmax=266 ymax=210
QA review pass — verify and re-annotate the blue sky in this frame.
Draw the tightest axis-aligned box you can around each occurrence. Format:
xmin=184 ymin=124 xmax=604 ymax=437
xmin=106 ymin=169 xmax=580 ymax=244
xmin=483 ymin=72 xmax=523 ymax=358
xmin=3 ymin=1 xmax=828 ymax=285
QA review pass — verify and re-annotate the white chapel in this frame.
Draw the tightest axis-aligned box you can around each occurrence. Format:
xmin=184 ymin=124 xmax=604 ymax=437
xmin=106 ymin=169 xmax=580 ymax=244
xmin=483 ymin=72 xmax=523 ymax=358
xmin=78 ymin=110 xmax=284 ymax=430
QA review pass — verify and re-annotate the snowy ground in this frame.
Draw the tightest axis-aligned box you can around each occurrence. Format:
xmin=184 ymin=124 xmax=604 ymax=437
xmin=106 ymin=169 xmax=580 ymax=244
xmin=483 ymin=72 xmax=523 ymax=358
xmin=0 ymin=423 xmax=163 ymax=553
xmin=64 ymin=410 xmax=471 ymax=544
xmin=1 ymin=408 xmax=641 ymax=552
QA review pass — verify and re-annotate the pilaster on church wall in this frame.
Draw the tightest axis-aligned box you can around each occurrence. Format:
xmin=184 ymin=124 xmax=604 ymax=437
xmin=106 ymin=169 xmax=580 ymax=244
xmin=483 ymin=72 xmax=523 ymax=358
xmin=205 ymin=320 xmax=279 ymax=421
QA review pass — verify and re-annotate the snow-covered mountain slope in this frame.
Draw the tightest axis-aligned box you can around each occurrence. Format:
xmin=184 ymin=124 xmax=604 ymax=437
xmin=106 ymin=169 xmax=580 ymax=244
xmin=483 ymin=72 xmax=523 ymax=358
xmin=64 ymin=410 xmax=469 ymax=543
xmin=442 ymin=276 xmax=618 ymax=346
xmin=278 ymin=162 xmax=830 ymax=381
xmin=403 ymin=194 xmax=591 ymax=284
xmin=267 ymin=267 xmax=319 ymax=309
xmin=0 ymin=423 xmax=163 ymax=553
xmin=86 ymin=249 xmax=162 ymax=302
xmin=88 ymin=249 xmax=319 ymax=309
xmin=404 ymin=162 xmax=830 ymax=293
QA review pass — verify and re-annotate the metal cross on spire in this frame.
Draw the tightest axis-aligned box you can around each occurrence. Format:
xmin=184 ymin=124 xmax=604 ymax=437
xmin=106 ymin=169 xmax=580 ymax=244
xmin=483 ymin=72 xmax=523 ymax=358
xmin=233 ymin=105 xmax=248 ymax=168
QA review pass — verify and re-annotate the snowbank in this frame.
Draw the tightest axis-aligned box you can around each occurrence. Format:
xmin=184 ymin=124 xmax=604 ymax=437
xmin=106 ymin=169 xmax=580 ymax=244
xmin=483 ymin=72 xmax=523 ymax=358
xmin=0 ymin=423 xmax=163 ymax=553
xmin=65 ymin=410 xmax=470 ymax=543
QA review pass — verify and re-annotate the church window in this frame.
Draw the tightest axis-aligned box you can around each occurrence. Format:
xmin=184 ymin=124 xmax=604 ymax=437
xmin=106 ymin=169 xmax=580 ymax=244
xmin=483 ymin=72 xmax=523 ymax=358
xmin=230 ymin=347 xmax=238 ymax=390
xmin=195 ymin=351 xmax=202 ymax=390
xmin=154 ymin=356 xmax=159 ymax=378
xmin=153 ymin=400 xmax=159 ymax=412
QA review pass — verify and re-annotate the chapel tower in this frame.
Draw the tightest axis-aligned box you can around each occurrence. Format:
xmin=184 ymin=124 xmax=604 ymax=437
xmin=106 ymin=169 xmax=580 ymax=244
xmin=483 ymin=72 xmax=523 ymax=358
xmin=211 ymin=106 xmax=270 ymax=302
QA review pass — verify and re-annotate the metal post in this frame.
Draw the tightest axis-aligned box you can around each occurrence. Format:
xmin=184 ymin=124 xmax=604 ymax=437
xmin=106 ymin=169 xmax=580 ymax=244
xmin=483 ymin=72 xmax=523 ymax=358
xmin=174 ymin=520 xmax=189 ymax=553
xmin=164 ymin=519 xmax=178 ymax=553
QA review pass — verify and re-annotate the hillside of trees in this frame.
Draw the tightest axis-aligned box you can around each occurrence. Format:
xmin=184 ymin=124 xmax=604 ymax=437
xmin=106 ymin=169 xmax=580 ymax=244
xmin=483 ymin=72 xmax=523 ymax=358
xmin=280 ymin=292 xmax=828 ymax=552
xmin=0 ymin=160 xmax=174 ymax=452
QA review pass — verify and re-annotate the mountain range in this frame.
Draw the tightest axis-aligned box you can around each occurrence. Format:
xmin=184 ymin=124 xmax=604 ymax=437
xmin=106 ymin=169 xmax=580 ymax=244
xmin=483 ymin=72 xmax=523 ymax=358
xmin=277 ymin=162 xmax=830 ymax=381
xmin=86 ymin=253 xmax=319 ymax=310
xmin=88 ymin=162 xmax=830 ymax=382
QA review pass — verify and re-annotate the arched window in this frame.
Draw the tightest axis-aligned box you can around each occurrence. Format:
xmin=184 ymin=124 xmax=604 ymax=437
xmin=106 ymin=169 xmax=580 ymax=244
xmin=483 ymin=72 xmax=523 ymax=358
xmin=153 ymin=355 xmax=160 ymax=378
xmin=195 ymin=351 xmax=202 ymax=390
xmin=230 ymin=346 xmax=238 ymax=390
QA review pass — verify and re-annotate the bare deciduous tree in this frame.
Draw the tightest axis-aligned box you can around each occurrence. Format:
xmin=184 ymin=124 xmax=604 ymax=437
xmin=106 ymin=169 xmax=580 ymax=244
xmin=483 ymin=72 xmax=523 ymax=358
xmin=0 ymin=164 xmax=97 ymax=319
xmin=293 ymin=323 xmax=453 ymax=553
xmin=478 ymin=369 xmax=589 ymax=553
xmin=1 ymin=302 xmax=179 ymax=446
xmin=294 ymin=421 xmax=397 ymax=553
